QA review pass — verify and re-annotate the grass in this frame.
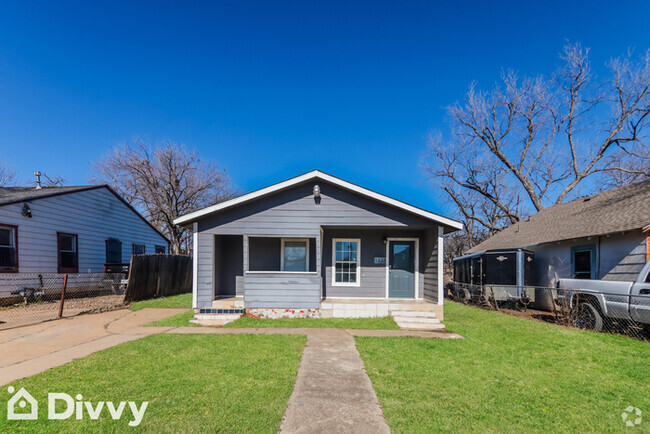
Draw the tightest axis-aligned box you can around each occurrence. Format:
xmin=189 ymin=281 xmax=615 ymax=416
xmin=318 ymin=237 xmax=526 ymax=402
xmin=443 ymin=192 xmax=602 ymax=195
xmin=129 ymin=293 xmax=192 ymax=311
xmin=356 ymin=301 xmax=650 ymax=433
xmin=2 ymin=334 xmax=305 ymax=433
xmin=226 ymin=315 xmax=400 ymax=330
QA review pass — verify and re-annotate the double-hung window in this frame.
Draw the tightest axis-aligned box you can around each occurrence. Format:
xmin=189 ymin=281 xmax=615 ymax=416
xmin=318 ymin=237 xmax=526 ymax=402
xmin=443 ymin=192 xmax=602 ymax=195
xmin=0 ymin=224 xmax=18 ymax=272
xmin=58 ymin=232 xmax=78 ymax=273
xmin=281 ymin=239 xmax=309 ymax=272
xmin=105 ymin=238 xmax=122 ymax=263
xmin=132 ymin=243 xmax=146 ymax=255
xmin=332 ymin=238 xmax=360 ymax=286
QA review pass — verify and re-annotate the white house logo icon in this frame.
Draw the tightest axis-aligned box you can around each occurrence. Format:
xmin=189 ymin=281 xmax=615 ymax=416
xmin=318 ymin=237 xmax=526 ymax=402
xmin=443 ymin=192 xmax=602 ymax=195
xmin=7 ymin=386 xmax=38 ymax=420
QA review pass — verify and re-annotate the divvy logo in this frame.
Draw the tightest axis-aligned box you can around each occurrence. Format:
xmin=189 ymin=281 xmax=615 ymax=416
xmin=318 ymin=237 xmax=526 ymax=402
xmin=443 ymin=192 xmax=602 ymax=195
xmin=6 ymin=386 xmax=148 ymax=427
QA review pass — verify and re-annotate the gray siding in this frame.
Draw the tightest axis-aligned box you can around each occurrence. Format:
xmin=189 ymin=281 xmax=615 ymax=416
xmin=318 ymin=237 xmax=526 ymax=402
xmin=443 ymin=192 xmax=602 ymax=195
xmin=531 ymin=230 xmax=647 ymax=287
xmin=322 ymin=229 xmax=432 ymax=299
xmin=197 ymin=180 xmax=433 ymax=236
xmin=422 ymin=228 xmax=440 ymax=303
xmin=244 ymin=273 xmax=321 ymax=308
xmin=0 ymin=187 xmax=167 ymax=273
xmin=196 ymin=231 xmax=214 ymax=307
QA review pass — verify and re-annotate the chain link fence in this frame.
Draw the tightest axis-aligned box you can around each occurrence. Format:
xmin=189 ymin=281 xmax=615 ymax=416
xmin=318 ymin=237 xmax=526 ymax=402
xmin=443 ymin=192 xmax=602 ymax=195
xmin=0 ymin=273 xmax=128 ymax=331
xmin=449 ymin=283 xmax=650 ymax=340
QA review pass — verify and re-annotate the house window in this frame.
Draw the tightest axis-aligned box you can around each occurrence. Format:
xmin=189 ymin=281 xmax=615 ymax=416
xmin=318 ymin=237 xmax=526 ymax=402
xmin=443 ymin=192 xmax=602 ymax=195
xmin=0 ymin=224 xmax=18 ymax=272
xmin=57 ymin=233 xmax=78 ymax=273
xmin=155 ymin=245 xmax=166 ymax=254
xmin=132 ymin=243 xmax=146 ymax=255
xmin=571 ymin=245 xmax=596 ymax=279
xmin=105 ymin=238 xmax=122 ymax=263
xmin=332 ymin=238 xmax=360 ymax=286
xmin=281 ymin=239 xmax=308 ymax=272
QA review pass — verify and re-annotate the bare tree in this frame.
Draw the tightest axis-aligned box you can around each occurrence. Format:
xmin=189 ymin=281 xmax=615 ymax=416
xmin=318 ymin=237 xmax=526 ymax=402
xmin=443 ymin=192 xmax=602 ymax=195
xmin=0 ymin=162 xmax=16 ymax=186
xmin=41 ymin=173 xmax=67 ymax=187
xmin=92 ymin=140 xmax=237 ymax=254
xmin=425 ymin=43 xmax=650 ymax=239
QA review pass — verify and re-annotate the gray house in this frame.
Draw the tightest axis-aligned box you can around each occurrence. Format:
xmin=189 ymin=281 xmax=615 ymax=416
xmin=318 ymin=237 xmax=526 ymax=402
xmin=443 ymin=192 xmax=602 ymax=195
xmin=466 ymin=179 xmax=650 ymax=291
xmin=0 ymin=184 xmax=169 ymax=274
xmin=174 ymin=170 xmax=462 ymax=322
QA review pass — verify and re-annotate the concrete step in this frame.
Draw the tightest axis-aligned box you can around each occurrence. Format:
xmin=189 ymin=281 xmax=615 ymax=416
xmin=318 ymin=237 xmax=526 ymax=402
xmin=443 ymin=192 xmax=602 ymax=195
xmin=390 ymin=304 xmax=437 ymax=312
xmin=212 ymin=298 xmax=244 ymax=309
xmin=393 ymin=316 xmax=441 ymax=325
xmin=193 ymin=313 xmax=242 ymax=326
xmin=391 ymin=311 xmax=438 ymax=319
xmin=393 ymin=320 xmax=446 ymax=330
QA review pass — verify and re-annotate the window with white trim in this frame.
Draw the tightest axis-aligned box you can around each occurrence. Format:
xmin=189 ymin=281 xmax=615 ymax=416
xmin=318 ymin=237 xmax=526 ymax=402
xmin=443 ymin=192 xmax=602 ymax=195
xmin=0 ymin=224 xmax=18 ymax=272
xmin=333 ymin=238 xmax=360 ymax=286
xmin=281 ymin=239 xmax=309 ymax=272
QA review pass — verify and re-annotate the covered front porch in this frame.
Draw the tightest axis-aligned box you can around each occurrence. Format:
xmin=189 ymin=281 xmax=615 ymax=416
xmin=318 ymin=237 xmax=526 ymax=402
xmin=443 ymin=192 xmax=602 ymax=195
xmin=207 ymin=226 xmax=442 ymax=318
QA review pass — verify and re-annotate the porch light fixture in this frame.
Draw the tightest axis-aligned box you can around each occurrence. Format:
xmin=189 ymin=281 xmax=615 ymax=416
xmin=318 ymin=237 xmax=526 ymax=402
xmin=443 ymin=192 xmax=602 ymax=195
xmin=313 ymin=185 xmax=321 ymax=198
xmin=21 ymin=203 xmax=32 ymax=218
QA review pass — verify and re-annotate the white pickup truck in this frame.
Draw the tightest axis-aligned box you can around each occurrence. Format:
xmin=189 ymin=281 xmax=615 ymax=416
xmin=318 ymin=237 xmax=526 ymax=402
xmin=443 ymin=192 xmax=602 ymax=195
xmin=558 ymin=261 xmax=650 ymax=332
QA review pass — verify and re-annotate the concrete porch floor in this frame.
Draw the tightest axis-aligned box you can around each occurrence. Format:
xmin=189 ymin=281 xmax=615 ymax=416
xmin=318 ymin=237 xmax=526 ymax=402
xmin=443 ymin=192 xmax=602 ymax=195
xmin=208 ymin=296 xmax=444 ymax=321
xmin=321 ymin=298 xmax=444 ymax=320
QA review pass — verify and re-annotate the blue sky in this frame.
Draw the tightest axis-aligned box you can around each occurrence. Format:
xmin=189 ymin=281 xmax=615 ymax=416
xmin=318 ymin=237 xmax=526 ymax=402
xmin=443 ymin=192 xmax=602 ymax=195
xmin=1 ymin=1 xmax=648 ymax=214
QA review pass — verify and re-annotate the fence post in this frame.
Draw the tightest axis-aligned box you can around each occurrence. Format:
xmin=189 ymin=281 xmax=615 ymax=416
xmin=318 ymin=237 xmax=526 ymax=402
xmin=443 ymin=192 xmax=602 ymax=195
xmin=58 ymin=273 xmax=68 ymax=318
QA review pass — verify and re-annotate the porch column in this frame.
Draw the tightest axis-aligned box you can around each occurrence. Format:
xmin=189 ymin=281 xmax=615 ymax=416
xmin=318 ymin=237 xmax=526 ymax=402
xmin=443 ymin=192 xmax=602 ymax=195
xmin=192 ymin=222 xmax=198 ymax=309
xmin=243 ymin=234 xmax=249 ymax=272
xmin=437 ymin=226 xmax=444 ymax=305
xmin=316 ymin=230 xmax=322 ymax=299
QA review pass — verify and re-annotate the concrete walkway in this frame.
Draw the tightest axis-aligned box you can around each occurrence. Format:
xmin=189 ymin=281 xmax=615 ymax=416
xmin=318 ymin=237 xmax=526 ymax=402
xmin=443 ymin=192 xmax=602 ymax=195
xmin=0 ymin=308 xmax=186 ymax=386
xmin=279 ymin=329 xmax=390 ymax=433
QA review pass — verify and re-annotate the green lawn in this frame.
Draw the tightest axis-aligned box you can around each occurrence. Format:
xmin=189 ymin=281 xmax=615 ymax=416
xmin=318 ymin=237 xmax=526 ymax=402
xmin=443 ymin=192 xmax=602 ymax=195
xmin=226 ymin=315 xmax=400 ymax=330
xmin=2 ymin=334 xmax=305 ymax=433
xmin=356 ymin=302 xmax=650 ymax=432
xmin=129 ymin=293 xmax=192 ymax=311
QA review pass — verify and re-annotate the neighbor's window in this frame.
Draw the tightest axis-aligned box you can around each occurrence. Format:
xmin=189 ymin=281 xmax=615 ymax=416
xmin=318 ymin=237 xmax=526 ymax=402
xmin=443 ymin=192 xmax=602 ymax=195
xmin=155 ymin=245 xmax=166 ymax=254
xmin=105 ymin=238 xmax=122 ymax=263
xmin=132 ymin=243 xmax=146 ymax=255
xmin=282 ymin=239 xmax=308 ymax=272
xmin=58 ymin=233 xmax=78 ymax=273
xmin=572 ymin=245 xmax=595 ymax=280
xmin=0 ymin=224 xmax=18 ymax=272
xmin=333 ymin=239 xmax=360 ymax=286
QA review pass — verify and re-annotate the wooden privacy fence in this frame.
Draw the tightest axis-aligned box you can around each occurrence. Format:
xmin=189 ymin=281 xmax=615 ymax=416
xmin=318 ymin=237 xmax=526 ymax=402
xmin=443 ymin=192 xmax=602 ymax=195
xmin=125 ymin=254 xmax=192 ymax=302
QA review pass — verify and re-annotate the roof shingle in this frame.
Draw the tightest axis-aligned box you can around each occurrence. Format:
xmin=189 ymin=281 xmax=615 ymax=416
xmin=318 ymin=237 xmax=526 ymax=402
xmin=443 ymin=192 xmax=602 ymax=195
xmin=467 ymin=179 xmax=650 ymax=253
xmin=0 ymin=185 xmax=104 ymax=206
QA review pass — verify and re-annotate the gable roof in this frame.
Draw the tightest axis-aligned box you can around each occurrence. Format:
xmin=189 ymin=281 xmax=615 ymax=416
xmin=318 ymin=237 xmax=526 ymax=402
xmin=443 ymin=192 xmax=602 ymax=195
xmin=0 ymin=185 xmax=105 ymax=205
xmin=0 ymin=185 xmax=169 ymax=242
xmin=467 ymin=179 xmax=650 ymax=253
xmin=173 ymin=170 xmax=463 ymax=230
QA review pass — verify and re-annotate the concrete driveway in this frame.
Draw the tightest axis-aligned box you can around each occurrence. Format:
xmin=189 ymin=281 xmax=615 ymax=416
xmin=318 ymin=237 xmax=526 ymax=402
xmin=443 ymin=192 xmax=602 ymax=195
xmin=0 ymin=308 xmax=186 ymax=386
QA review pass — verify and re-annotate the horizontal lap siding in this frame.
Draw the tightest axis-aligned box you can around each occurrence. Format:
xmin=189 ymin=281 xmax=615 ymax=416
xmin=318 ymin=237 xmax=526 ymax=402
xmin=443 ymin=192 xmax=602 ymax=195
xmin=0 ymin=188 xmax=167 ymax=273
xmin=244 ymin=273 xmax=321 ymax=308
xmin=197 ymin=181 xmax=433 ymax=237
xmin=196 ymin=232 xmax=214 ymax=307
xmin=423 ymin=228 xmax=439 ymax=303
xmin=323 ymin=229 xmax=430 ymax=298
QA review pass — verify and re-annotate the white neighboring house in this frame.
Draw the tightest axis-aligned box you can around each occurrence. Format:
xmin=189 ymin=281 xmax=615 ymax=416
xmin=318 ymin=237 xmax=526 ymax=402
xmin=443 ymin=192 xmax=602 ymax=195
xmin=0 ymin=184 xmax=169 ymax=274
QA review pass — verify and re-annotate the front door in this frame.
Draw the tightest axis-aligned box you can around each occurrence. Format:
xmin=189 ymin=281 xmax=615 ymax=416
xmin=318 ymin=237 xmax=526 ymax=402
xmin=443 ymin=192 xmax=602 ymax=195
xmin=388 ymin=240 xmax=415 ymax=298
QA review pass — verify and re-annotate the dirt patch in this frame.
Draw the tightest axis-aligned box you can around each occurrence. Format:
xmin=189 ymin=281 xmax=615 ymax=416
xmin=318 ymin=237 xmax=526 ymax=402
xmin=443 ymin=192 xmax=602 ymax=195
xmin=0 ymin=295 xmax=127 ymax=330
